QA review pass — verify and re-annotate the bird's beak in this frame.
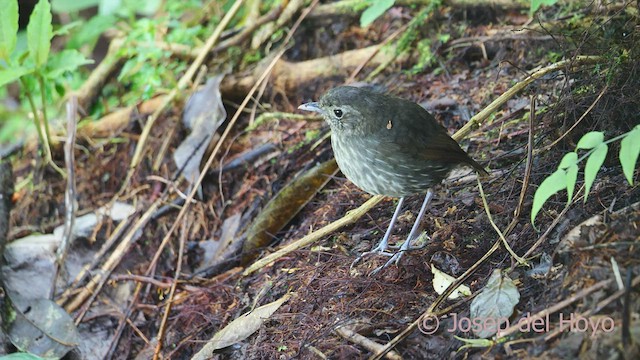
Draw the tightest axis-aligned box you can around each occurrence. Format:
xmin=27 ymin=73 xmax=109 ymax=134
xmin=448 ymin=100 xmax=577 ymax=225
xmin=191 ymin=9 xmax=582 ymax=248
xmin=298 ymin=102 xmax=323 ymax=115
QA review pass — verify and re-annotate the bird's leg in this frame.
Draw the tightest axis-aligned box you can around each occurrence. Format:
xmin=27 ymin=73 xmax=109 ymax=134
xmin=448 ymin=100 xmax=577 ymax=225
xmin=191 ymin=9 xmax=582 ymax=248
xmin=371 ymin=189 xmax=433 ymax=274
xmin=350 ymin=197 xmax=405 ymax=268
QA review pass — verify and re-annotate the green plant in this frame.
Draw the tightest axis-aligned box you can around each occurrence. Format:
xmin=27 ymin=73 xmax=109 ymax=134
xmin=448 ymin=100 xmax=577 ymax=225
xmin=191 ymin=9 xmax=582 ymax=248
xmin=530 ymin=0 xmax=559 ymax=15
xmin=0 ymin=0 xmax=92 ymax=174
xmin=531 ymin=125 xmax=640 ymax=227
xmin=360 ymin=0 xmax=395 ymax=27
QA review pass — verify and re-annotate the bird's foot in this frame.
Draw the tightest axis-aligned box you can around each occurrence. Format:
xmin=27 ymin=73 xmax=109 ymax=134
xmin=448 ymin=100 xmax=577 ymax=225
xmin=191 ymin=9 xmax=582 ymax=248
xmin=370 ymin=232 xmax=431 ymax=275
xmin=350 ymin=243 xmax=395 ymax=269
xmin=352 ymin=232 xmax=431 ymax=274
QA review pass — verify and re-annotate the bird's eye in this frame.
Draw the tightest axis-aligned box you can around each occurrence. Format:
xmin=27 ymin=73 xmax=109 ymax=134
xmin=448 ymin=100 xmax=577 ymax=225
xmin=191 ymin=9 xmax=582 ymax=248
xmin=333 ymin=109 xmax=343 ymax=118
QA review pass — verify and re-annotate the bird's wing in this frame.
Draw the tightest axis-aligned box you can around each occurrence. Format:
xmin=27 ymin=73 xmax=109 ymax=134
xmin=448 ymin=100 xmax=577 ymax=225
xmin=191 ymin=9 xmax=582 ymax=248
xmin=371 ymin=100 xmax=486 ymax=173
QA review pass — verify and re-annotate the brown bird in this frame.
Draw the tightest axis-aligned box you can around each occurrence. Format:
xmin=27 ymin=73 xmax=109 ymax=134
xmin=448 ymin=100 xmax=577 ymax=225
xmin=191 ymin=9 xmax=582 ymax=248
xmin=300 ymin=86 xmax=487 ymax=271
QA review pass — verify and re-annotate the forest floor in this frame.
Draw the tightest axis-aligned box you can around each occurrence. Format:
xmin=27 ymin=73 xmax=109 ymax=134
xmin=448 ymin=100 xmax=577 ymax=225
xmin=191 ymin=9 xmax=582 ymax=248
xmin=3 ymin=1 xmax=640 ymax=359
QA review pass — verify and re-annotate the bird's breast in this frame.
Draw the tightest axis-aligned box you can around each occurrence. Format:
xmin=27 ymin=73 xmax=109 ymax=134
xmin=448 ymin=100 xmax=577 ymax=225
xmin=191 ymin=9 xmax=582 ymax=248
xmin=331 ymin=133 xmax=446 ymax=197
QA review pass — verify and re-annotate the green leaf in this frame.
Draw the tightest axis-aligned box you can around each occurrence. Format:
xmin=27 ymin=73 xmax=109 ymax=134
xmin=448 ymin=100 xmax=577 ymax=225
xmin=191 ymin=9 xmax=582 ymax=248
xmin=0 ymin=66 xmax=34 ymax=87
xmin=66 ymin=14 xmax=116 ymax=50
xmin=565 ymin=163 xmax=578 ymax=203
xmin=559 ymin=152 xmax=578 ymax=203
xmin=576 ymin=131 xmax=604 ymax=150
xmin=558 ymin=151 xmax=578 ymax=168
xmin=530 ymin=0 xmax=558 ymax=14
xmin=620 ymin=125 xmax=640 ymax=185
xmin=531 ymin=169 xmax=567 ymax=227
xmin=583 ymin=144 xmax=608 ymax=201
xmin=52 ymin=20 xmax=82 ymax=37
xmin=27 ymin=0 xmax=53 ymax=67
xmin=45 ymin=49 xmax=93 ymax=78
xmin=360 ymin=0 xmax=395 ymax=27
xmin=0 ymin=0 xmax=18 ymax=61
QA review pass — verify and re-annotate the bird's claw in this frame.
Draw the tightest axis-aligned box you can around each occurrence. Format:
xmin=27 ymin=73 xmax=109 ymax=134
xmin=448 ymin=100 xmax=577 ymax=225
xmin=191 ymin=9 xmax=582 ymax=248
xmin=369 ymin=251 xmax=406 ymax=275
xmin=350 ymin=245 xmax=394 ymax=269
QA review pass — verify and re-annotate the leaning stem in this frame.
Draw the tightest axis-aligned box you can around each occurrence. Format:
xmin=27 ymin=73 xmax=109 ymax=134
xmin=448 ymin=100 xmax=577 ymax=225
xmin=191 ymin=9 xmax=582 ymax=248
xmin=36 ymin=75 xmax=65 ymax=176
xmin=21 ymin=78 xmax=47 ymax=154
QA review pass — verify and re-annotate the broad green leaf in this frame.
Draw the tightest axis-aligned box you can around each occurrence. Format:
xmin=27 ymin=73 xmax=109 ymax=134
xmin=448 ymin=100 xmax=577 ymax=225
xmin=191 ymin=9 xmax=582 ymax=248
xmin=565 ymin=163 xmax=578 ymax=203
xmin=531 ymin=169 xmax=567 ymax=227
xmin=620 ymin=125 xmax=640 ymax=185
xmin=0 ymin=66 xmax=33 ymax=87
xmin=27 ymin=0 xmax=53 ymax=67
xmin=45 ymin=49 xmax=93 ymax=78
xmin=0 ymin=0 xmax=18 ymax=61
xmin=583 ymin=144 xmax=608 ymax=201
xmin=576 ymin=131 xmax=604 ymax=150
xmin=559 ymin=151 xmax=578 ymax=168
xmin=360 ymin=0 xmax=395 ymax=27
xmin=558 ymin=152 xmax=578 ymax=203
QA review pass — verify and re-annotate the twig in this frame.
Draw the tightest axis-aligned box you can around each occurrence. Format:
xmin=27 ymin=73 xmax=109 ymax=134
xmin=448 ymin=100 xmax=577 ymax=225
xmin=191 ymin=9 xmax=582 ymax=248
xmin=503 ymin=96 xmax=536 ymax=237
xmin=335 ymin=325 xmax=402 ymax=360
xmin=477 ymin=178 xmax=527 ymax=264
xmin=153 ymin=216 xmax=188 ymax=359
xmin=243 ymin=195 xmax=384 ymax=275
xmin=105 ymin=281 xmax=144 ymax=359
xmin=52 ymin=97 xmax=79 ymax=298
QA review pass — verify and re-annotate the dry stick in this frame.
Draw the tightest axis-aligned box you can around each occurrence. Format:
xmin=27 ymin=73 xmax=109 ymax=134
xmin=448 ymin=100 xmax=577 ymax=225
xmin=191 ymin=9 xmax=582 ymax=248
xmin=105 ymin=281 xmax=145 ymax=359
xmin=119 ymin=0 xmax=245 ymax=196
xmin=370 ymin=56 xmax=603 ymax=360
xmin=470 ymin=96 xmax=535 ymax=267
xmin=335 ymin=326 xmax=402 ymax=360
xmin=52 ymin=97 xmax=79 ymax=299
xmin=153 ymin=217 xmax=188 ymax=359
xmin=145 ymin=64 xmax=277 ymax=273
xmin=477 ymin=178 xmax=526 ymax=264
xmin=504 ymin=95 xmax=536 ymax=236
xmin=243 ymin=195 xmax=384 ymax=275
